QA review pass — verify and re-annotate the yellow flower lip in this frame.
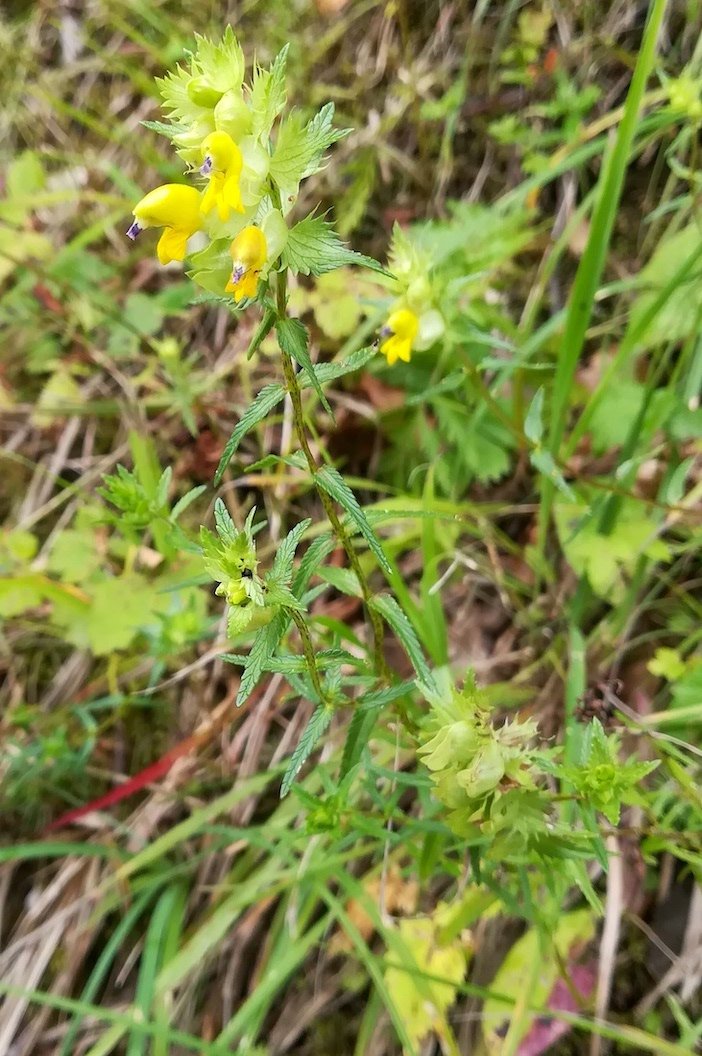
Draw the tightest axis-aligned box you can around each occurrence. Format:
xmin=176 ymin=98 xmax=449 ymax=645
xmin=129 ymin=184 xmax=203 ymax=265
xmin=199 ymin=131 xmax=244 ymax=221
xmin=379 ymin=308 xmax=419 ymax=366
xmin=225 ymin=226 xmax=267 ymax=302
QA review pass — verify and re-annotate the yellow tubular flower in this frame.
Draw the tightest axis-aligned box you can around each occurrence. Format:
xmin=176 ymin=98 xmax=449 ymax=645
xmin=127 ymin=185 xmax=203 ymax=265
xmin=226 ymin=226 xmax=267 ymax=302
xmin=199 ymin=131 xmax=244 ymax=221
xmin=379 ymin=308 xmax=419 ymax=366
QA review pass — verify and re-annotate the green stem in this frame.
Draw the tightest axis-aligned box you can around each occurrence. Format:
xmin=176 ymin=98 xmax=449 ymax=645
xmin=276 ymin=269 xmax=388 ymax=679
xmin=289 ymin=608 xmax=327 ymax=705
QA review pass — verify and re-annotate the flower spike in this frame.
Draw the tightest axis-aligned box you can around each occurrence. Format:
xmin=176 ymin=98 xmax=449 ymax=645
xmin=226 ymin=226 xmax=267 ymax=302
xmin=128 ymin=185 xmax=203 ymax=265
xmin=199 ymin=130 xmax=244 ymax=221
xmin=379 ymin=308 xmax=419 ymax=366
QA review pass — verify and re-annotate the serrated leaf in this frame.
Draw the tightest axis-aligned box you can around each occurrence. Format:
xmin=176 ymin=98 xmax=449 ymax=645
xmin=371 ymin=594 xmax=436 ymax=690
xmin=318 ymin=566 xmax=362 ymax=596
xmin=280 ymin=705 xmax=332 ymax=797
xmin=214 ymin=384 xmax=286 ymax=484
xmin=222 ymin=647 xmax=352 ymax=676
xmin=266 ymin=582 xmax=305 ymax=609
xmin=315 ymin=465 xmax=391 ymax=575
xmin=357 ymin=680 xmax=417 ymax=712
xmin=142 ymin=119 xmax=187 ymax=138
xmin=282 ymin=214 xmax=387 ymax=277
xmin=249 ymin=44 xmax=289 ymax=139
xmin=214 ymin=497 xmax=237 ymax=542
xmin=270 ymin=519 xmax=312 ymax=586
xmin=299 ymin=346 xmax=377 ymax=387
xmin=235 ymin=613 xmax=286 ymax=707
xmin=276 ymin=316 xmax=332 ymax=416
xmin=270 ymin=102 xmax=349 ymax=204
xmin=294 ymin=534 xmax=336 ymax=594
xmin=340 ymin=708 xmax=378 ymax=779
xmin=227 ymin=605 xmax=255 ymax=637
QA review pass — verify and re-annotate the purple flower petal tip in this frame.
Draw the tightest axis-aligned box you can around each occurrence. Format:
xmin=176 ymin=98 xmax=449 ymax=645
xmin=126 ymin=220 xmax=142 ymax=240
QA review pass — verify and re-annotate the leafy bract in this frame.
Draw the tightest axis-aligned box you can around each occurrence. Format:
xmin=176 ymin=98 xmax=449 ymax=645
xmin=282 ymin=214 xmax=387 ymax=276
xmin=270 ymin=103 xmax=350 ymax=207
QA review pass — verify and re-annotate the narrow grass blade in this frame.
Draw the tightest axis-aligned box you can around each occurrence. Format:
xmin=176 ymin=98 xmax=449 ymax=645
xmin=537 ymin=0 xmax=670 ymax=554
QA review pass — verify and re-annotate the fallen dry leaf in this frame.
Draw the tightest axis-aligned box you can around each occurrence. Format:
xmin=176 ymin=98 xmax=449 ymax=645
xmin=329 ymin=864 xmax=419 ymax=955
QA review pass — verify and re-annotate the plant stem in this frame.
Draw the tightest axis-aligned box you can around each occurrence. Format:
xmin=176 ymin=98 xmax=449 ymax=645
xmin=276 ymin=269 xmax=388 ymax=678
xmin=289 ymin=608 xmax=327 ymax=704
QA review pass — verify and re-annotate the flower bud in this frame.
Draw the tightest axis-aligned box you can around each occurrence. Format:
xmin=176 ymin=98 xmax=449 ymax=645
xmin=214 ymin=90 xmax=253 ymax=140
xmin=187 ymin=77 xmax=225 ymax=108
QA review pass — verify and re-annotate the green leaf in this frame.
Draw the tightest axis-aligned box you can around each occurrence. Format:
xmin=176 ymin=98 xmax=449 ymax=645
xmin=155 ymin=467 xmax=172 ymax=510
xmin=294 ymin=534 xmax=336 ymax=594
xmin=282 ymin=214 xmax=387 ymax=277
xmin=170 ymin=485 xmax=207 ymax=522
xmin=214 ymin=497 xmax=237 ymax=543
xmin=524 ymin=387 xmax=544 ymax=444
xmin=315 ymin=464 xmax=391 ymax=575
xmin=0 ymin=575 xmax=44 ymax=618
xmin=318 ymin=566 xmax=362 ymax=597
xmin=265 ymin=582 xmax=305 ymax=609
xmin=280 ymin=705 xmax=332 ymax=797
xmin=628 ymin=224 xmax=702 ymax=349
xmin=436 ymin=401 xmax=512 ymax=484
xmin=269 ymin=520 xmax=311 ymax=586
xmin=530 ymin=448 xmax=575 ymax=499
xmin=246 ymin=306 xmax=277 ymax=360
xmin=249 ymin=45 xmax=289 ymax=139
xmin=58 ymin=575 xmax=168 ymax=656
xmin=588 ymin=379 xmax=646 ymax=453
xmin=340 ymin=708 xmax=379 ymax=779
xmin=300 ymin=345 xmax=377 ymax=387
xmin=235 ymin=613 xmax=287 ymax=707
xmin=222 ymin=647 xmax=351 ymax=676
xmin=371 ymin=593 xmax=436 ymax=690
xmin=141 ymin=119 xmax=187 ymax=138
xmin=555 ymin=497 xmax=669 ymax=599
xmin=648 ymin=647 xmax=686 ymax=682
xmin=47 ymin=529 xmax=101 ymax=584
xmin=214 ymin=384 xmax=286 ymax=484
xmin=226 ymin=605 xmax=256 ymax=637
xmin=276 ymin=316 xmax=332 ymax=415
xmin=270 ymin=103 xmax=349 ymax=204
xmin=357 ymin=680 xmax=417 ymax=711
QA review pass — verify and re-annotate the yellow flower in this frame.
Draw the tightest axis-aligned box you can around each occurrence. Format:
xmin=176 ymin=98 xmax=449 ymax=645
xmin=379 ymin=308 xmax=419 ymax=365
xmin=127 ymin=185 xmax=203 ymax=265
xmin=199 ymin=131 xmax=244 ymax=221
xmin=226 ymin=226 xmax=267 ymax=302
